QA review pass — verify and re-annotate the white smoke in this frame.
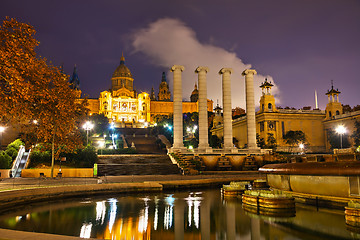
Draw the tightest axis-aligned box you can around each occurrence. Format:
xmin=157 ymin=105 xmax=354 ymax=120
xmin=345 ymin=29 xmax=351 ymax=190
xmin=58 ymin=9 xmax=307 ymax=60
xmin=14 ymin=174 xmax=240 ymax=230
xmin=131 ymin=18 xmax=280 ymax=109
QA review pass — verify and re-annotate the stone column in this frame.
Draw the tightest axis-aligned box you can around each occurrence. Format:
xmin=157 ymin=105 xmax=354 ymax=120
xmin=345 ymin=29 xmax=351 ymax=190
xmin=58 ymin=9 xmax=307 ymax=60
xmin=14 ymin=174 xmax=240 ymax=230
xmin=195 ymin=66 xmax=210 ymax=151
xmin=219 ymin=68 xmax=234 ymax=150
xmin=171 ymin=65 xmax=185 ymax=149
xmin=242 ymin=69 xmax=259 ymax=150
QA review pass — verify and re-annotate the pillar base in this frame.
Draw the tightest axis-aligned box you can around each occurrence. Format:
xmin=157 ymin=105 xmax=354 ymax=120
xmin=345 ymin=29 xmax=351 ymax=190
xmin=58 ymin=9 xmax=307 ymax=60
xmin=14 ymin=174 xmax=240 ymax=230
xmin=170 ymin=147 xmax=187 ymax=154
xmin=224 ymin=147 xmax=238 ymax=153
xmin=197 ymin=147 xmax=213 ymax=153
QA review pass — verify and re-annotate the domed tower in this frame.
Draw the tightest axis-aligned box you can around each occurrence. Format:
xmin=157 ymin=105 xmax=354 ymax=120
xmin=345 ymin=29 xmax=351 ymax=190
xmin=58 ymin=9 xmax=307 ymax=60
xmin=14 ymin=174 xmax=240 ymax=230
xmin=190 ymin=83 xmax=199 ymax=102
xmin=325 ymin=81 xmax=342 ymax=120
xmin=259 ymin=78 xmax=277 ymax=113
xmin=157 ymin=72 xmax=171 ymax=101
xmin=111 ymin=53 xmax=134 ymax=97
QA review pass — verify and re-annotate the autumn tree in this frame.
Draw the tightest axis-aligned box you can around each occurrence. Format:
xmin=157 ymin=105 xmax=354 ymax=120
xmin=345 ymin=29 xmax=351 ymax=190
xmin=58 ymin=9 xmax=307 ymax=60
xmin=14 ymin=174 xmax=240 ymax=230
xmin=0 ymin=18 xmax=87 ymax=176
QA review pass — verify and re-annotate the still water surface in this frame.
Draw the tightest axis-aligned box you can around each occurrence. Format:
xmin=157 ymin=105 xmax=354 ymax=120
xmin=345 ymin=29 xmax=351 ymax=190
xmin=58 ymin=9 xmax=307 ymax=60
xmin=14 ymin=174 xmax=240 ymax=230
xmin=0 ymin=189 xmax=358 ymax=239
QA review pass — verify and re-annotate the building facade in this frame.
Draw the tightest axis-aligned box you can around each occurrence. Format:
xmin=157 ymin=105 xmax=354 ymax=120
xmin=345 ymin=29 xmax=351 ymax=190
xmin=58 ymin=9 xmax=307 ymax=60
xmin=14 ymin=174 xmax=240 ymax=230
xmin=85 ymin=54 xmax=213 ymax=126
xmin=211 ymin=79 xmax=360 ymax=152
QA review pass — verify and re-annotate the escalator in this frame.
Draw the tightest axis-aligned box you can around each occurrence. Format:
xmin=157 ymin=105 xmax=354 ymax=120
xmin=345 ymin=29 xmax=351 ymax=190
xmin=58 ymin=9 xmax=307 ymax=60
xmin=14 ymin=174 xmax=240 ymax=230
xmin=10 ymin=146 xmax=31 ymax=178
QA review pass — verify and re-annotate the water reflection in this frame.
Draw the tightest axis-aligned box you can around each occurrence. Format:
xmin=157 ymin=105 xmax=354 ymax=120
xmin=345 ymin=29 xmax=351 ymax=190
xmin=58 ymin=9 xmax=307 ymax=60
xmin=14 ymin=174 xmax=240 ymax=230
xmin=0 ymin=189 xmax=356 ymax=239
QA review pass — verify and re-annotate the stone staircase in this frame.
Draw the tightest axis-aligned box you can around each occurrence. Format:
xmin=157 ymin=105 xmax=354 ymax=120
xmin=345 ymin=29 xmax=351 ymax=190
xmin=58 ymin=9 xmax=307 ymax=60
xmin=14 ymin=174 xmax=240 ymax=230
xmin=125 ymin=135 xmax=165 ymax=154
xmin=97 ymin=154 xmax=181 ymax=176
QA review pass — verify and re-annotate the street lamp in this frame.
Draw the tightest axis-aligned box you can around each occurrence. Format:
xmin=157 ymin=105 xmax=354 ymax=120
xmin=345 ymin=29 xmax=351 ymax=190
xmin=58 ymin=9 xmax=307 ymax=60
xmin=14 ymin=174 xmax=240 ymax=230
xmin=335 ymin=125 xmax=346 ymax=149
xmin=83 ymin=121 xmax=94 ymax=145
xmin=0 ymin=126 xmax=5 ymax=148
xmin=299 ymin=143 xmax=304 ymax=154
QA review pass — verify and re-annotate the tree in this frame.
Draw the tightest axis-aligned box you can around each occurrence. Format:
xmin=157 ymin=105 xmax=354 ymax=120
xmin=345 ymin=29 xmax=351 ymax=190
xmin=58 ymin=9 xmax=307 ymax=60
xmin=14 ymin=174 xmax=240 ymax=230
xmin=352 ymin=121 xmax=360 ymax=148
xmin=266 ymin=133 xmax=277 ymax=150
xmin=0 ymin=18 xmax=87 ymax=176
xmin=283 ymin=130 xmax=306 ymax=151
xmin=327 ymin=129 xmax=350 ymax=149
xmin=256 ymin=133 xmax=265 ymax=149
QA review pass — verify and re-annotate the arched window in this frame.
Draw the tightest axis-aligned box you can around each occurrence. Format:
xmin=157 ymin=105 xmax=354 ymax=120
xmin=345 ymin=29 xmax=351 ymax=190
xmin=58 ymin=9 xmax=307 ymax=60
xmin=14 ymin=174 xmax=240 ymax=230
xmin=329 ymin=111 xmax=332 ymax=118
xmin=336 ymin=110 xmax=340 ymax=115
xmin=268 ymin=103 xmax=272 ymax=111
xmin=262 ymin=104 xmax=264 ymax=111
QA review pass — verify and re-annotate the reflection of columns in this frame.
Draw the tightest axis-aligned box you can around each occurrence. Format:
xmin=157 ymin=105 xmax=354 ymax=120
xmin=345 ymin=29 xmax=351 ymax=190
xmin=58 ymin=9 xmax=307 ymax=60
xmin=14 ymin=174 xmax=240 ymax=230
xmin=195 ymin=66 xmax=210 ymax=150
xmin=226 ymin=204 xmax=236 ymax=240
xmin=175 ymin=200 xmax=184 ymax=240
xmin=242 ymin=69 xmax=259 ymax=150
xmin=171 ymin=65 xmax=185 ymax=149
xmin=251 ymin=218 xmax=261 ymax=240
xmin=219 ymin=68 xmax=234 ymax=149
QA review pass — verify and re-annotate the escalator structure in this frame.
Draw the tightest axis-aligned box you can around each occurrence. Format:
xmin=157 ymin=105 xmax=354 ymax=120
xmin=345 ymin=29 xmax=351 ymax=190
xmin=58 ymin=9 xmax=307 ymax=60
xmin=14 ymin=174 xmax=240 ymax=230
xmin=11 ymin=146 xmax=31 ymax=178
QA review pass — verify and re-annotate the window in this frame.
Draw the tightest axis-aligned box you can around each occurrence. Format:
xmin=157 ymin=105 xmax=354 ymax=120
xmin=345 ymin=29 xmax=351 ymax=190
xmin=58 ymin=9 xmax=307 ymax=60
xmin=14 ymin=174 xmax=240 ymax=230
xmin=336 ymin=110 xmax=340 ymax=115
xmin=282 ymin=122 xmax=285 ymax=137
xmin=268 ymin=103 xmax=272 ymax=111
xmin=260 ymin=122 xmax=264 ymax=132
xmin=329 ymin=111 xmax=332 ymax=118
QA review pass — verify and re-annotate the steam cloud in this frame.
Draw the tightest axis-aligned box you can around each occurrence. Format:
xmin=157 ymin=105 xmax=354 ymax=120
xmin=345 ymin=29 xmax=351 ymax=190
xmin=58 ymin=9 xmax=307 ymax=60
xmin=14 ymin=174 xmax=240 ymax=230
xmin=131 ymin=18 xmax=279 ymax=109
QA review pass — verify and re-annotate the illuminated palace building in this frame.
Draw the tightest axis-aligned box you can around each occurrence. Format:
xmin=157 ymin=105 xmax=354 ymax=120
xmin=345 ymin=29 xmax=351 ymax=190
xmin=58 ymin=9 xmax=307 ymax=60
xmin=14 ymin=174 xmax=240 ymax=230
xmin=85 ymin=54 xmax=212 ymax=127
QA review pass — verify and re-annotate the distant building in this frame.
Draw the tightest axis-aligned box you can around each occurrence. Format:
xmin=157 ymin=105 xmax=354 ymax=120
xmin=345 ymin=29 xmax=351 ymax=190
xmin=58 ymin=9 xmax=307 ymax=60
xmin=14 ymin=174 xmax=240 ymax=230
xmin=83 ymin=54 xmax=213 ymax=126
xmin=211 ymin=79 xmax=360 ymax=152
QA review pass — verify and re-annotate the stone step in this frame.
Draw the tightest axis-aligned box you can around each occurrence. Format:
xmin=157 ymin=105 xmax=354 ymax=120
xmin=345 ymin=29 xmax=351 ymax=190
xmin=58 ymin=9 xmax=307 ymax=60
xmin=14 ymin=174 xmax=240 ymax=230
xmin=97 ymin=163 xmax=181 ymax=176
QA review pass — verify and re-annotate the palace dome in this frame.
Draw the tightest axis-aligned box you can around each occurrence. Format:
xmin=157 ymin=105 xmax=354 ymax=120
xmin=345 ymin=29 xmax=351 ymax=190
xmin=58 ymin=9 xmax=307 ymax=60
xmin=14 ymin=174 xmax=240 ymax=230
xmin=112 ymin=54 xmax=133 ymax=78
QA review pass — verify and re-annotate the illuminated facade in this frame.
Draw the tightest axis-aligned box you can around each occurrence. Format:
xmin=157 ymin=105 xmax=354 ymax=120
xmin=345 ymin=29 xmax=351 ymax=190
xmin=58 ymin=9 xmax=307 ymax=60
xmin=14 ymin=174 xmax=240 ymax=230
xmin=85 ymin=54 xmax=213 ymax=126
xmin=211 ymin=79 xmax=360 ymax=152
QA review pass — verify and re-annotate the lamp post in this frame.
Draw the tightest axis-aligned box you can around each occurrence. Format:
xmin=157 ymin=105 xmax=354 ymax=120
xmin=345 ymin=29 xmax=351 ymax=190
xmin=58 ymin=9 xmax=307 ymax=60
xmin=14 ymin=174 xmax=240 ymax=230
xmin=83 ymin=121 xmax=94 ymax=145
xmin=0 ymin=126 xmax=5 ymax=148
xmin=299 ymin=143 xmax=304 ymax=154
xmin=336 ymin=125 xmax=346 ymax=149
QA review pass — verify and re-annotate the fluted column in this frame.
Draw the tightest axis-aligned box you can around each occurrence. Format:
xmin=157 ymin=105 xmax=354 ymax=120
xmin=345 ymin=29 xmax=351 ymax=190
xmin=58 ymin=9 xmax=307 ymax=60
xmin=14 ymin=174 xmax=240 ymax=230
xmin=242 ymin=69 xmax=259 ymax=150
xmin=195 ymin=66 xmax=210 ymax=150
xmin=219 ymin=68 xmax=233 ymax=150
xmin=171 ymin=65 xmax=185 ymax=149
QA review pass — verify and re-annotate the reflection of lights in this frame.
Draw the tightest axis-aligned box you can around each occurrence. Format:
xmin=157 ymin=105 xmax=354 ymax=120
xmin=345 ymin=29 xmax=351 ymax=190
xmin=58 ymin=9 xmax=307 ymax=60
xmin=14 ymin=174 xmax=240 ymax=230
xmin=154 ymin=206 xmax=158 ymax=230
xmin=138 ymin=197 xmax=150 ymax=233
xmin=185 ymin=193 xmax=203 ymax=229
xmin=164 ymin=205 xmax=173 ymax=230
xmin=138 ymin=205 xmax=149 ymax=233
xmin=164 ymin=194 xmax=174 ymax=229
xmin=80 ymin=223 xmax=92 ymax=238
xmin=96 ymin=201 xmax=106 ymax=224
xmin=107 ymin=198 xmax=118 ymax=233
xmin=15 ymin=216 xmax=22 ymax=222
xmin=194 ymin=200 xmax=200 ymax=229
xmin=165 ymin=194 xmax=175 ymax=206
xmin=188 ymin=200 xmax=192 ymax=227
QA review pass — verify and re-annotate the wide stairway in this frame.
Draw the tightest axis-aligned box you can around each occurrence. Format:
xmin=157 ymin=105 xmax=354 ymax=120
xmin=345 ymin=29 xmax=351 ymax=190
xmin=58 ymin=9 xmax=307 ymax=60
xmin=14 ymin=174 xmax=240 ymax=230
xmin=97 ymin=154 xmax=181 ymax=176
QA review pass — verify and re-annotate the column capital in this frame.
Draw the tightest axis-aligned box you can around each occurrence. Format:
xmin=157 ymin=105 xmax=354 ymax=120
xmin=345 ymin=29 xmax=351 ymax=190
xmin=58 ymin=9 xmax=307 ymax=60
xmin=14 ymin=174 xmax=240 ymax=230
xmin=171 ymin=65 xmax=185 ymax=72
xmin=195 ymin=66 xmax=209 ymax=73
xmin=242 ymin=69 xmax=257 ymax=76
xmin=219 ymin=68 xmax=233 ymax=75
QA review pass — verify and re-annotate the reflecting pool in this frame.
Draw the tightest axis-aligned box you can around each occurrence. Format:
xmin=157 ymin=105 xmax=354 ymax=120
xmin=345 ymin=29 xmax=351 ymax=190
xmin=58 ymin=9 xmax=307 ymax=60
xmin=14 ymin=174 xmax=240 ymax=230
xmin=0 ymin=189 xmax=358 ymax=239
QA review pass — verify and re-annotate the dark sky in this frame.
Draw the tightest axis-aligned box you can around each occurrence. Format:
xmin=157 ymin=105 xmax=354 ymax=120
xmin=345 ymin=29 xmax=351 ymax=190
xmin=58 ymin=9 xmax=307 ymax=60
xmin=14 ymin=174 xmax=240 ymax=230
xmin=1 ymin=0 xmax=359 ymax=110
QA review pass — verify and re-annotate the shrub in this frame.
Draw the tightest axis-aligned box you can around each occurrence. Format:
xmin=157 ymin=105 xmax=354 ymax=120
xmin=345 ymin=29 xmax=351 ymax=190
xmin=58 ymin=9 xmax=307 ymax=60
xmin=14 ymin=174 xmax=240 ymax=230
xmin=5 ymin=147 xmax=18 ymax=160
xmin=0 ymin=151 xmax=12 ymax=169
xmin=29 ymin=150 xmax=51 ymax=168
xmin=75 ymin=145 xmax=98 ymax=167
xmin=7 ymin=139 xmax=24 ymax=151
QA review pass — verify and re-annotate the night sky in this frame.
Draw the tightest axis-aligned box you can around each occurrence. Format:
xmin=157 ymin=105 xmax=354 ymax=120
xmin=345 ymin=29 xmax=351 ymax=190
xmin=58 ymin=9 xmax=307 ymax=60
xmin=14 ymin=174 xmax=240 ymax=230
xmin=1 ymin=0 xmax=359 ymax=110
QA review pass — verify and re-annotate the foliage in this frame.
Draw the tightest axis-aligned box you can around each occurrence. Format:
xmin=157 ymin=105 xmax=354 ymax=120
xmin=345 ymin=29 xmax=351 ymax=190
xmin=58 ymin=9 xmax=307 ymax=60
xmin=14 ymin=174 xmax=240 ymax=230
xmin=256 ymin=133 xmax=266 ymax=149
xmin=6 ymin=139 xmax=24 ymax=151
xmin=327 ymin=129 xmax=350 ymax=149
xmin=283 ymin=130 xmax=306 ymax=147
xmin=209 ymin=134 xmax=221 ymax=148
xmin=0 ymin=150 xmax=12 ymax=169
xmin=87 ymin=113 xmax=110 ymax=135
xmin=266 ymin=133 xmax=277 ymax=150
xmin=0 ymin=17 xmax=87 ymax=158
xmin=351 ymin=121 xmax=360 ymax=148
xmin=28 ymin=148 xmax=51 ymax=168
